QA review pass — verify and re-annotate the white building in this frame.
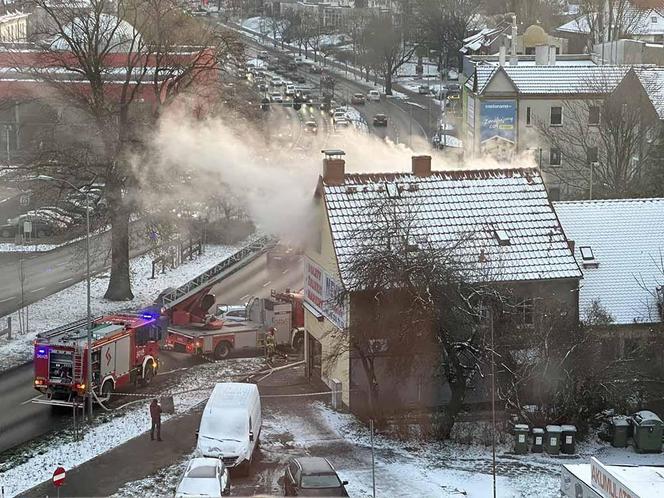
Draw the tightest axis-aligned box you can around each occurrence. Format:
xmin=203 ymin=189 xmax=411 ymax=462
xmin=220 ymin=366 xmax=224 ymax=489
xmin=0 ymin=11 xmax=28 ymax=43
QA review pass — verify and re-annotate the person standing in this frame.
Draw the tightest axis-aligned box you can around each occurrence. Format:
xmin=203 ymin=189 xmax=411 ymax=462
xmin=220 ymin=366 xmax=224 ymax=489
xmin=150 ymin=398 xmax=162 ymax=441
xmin=265 ymin=327 xmax=276 ymax=362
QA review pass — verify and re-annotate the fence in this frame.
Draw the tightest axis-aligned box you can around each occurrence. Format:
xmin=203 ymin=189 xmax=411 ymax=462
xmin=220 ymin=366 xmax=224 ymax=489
xmin=150 ymin=237 xmax=203 ymax=279
xmin=0 ymin=317 xmax=11 ymax=340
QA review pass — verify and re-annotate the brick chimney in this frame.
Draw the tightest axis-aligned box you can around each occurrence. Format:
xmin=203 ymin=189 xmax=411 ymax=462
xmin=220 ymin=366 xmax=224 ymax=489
xmin=412 ymin=155 xmax=432 ymax=177
xmin=567 ymin=239 xmax=575 ymax=253
xmin=323 ymin=158 xmax=345 ymax=185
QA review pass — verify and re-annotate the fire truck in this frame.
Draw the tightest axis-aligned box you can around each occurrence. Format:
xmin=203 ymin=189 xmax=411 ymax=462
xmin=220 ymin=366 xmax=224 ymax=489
xmin=33 ymin=311 xmax=165 ymax=403
xmin=161 ymin=288 xmax=305 ymax=360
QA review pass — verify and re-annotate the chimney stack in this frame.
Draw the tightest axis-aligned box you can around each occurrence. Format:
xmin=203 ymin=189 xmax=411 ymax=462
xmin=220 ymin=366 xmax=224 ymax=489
xmin=535 ymin=44 xmax=548 ymax=65
xmin=567 ymin=239 xmax=575 ymax=253
xmin=549 ymin=45 xmax=557 ymax=65
xmin=499 ymin=45 xmax=506 ymax=66
xmin=323 ymin=157 xmax=345 ymax=185
xmin=510 ymin=13 xmax=518 ymax=66
xmin=412 ymin=155 xmax=432 ymax=177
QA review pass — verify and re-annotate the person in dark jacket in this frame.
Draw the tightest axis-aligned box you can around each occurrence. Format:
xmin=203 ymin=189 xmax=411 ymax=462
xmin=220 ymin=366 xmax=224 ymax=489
xmin=150 ymin=398 xmax=162 ymax=441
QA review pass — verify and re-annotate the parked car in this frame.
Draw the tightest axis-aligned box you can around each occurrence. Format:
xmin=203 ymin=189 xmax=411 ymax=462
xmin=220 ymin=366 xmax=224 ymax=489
xmin=271 ymin=92 xmax=283 ymax=103
xmin=372 ymin=114 xmax=388 ymax=127
xmin=175 ymin=457 xmax=230 ymax=497
xmin=418 ymin=84 xmax=430 ymax=94
xmin=195 ymin=383 xmax=262 ymax=474
xmin=304 ymin=121 xmax=318 ymax=134
xmin=283 ymin=457 xmax=349 ymax=497
xmin=350 ymin=93 xmax=365 ymax=105
xmin=367 ymin=89 xmax=381 ymax=102
xmin=216 ymin=304 xmax=247 ymax=322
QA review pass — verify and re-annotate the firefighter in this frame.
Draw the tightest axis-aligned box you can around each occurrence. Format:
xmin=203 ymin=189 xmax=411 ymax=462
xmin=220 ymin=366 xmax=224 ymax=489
xmin=265 ymin=327 xmax=276 ymax=362
xmin=150 ymin=398 xmax=162 ymax=441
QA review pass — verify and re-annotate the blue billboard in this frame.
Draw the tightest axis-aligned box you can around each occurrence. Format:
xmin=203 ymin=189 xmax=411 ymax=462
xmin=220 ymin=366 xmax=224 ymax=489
xmin=480 ymin=100 xmax=516 ymax=147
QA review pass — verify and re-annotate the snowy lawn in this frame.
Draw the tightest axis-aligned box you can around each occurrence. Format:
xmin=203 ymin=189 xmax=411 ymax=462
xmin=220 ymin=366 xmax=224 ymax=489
xmin=0 ymin=242 xmax=61 ymax=252
xmin=0 ymin=357 xmax=265 ymax=498
xmin=0 ymin=242 xmax=243 ymax=373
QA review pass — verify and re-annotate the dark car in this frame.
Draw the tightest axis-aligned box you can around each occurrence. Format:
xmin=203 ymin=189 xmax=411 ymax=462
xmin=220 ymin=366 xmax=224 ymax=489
xmin=350 ymin=93 xmax=365 ymax=105
xmin=373 ymin=113 xmax=388 ymax=127
xmin=295 ymin=74 xmax=307 ymax=84
xmin=284 ymin=457 xmax=348 ymax=497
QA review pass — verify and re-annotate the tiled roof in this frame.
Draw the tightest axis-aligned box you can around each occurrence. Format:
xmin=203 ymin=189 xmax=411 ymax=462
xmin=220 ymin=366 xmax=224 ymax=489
xmin=467 ymin=64 xmax=628 ymax=95
xmin=323 ymin=168 xmax=582 ymax=285
xmin=635 ymin=67 xmax=664 ymax=119
xmin=554 ymin=198 xmax=664 ymax=325
xmin=557 ymin=9 xmax=664 ymax=36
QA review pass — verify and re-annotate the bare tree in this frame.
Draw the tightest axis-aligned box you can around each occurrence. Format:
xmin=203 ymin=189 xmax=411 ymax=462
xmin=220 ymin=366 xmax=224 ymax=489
xmin=2 ymin=0 xmax=239 ymax=299
xmin=324 ymin=198 xmax=505 ymax=436
xmin=578 ymin=0 xmax=643 ymax=52
xmin=535 ymin=69 xmax=661 ymax=198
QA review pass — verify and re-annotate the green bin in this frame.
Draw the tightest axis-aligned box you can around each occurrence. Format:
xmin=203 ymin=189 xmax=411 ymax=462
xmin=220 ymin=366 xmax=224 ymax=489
xmin=532 ymin=427 xmax=544 ymax=453
xmin=632 ymin=410 xmax=663 ymax=454
xmin=545 ymin=425 xmax=562 ymax=455
xmin=560 ymin=424 xmax=577 ymax=454
xmin=609 ymin=416 xmax=631 ymax=448
xmin=513 ymin=424 xmax=529 ymax=454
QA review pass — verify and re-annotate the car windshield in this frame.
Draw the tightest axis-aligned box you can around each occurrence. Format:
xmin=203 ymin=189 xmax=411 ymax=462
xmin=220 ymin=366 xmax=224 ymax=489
xmin=200 ymin=409 xmax=248 ymax=441
xmin=301 ymin=474 xmax=342 ymax=488
xmin=187 ymin=465 xmax=217 ymax=478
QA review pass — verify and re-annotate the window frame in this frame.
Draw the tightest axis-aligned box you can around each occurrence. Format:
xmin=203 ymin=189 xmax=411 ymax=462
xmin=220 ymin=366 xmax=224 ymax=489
xmin=526 ymin=106 xmax=531 ymax=126
xmin=588 ymin=105 xmax=600 ymax=126
xmin=587 ymin=146 xmax=599 ymax=163
xmin=549 ymin=147 xmax=562 ymax=166
xmin=550 ymin=106 xmax=563 ymax=126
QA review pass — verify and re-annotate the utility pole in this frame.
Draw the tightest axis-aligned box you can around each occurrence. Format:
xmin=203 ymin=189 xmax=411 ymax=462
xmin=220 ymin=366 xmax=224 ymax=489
xmin=370 ymin=418 xmax=376 ymax=498
xmin=589 ymin=161 xmax=597 ymax=200
xmin=490 ymin=306 xmax=497 ymax=498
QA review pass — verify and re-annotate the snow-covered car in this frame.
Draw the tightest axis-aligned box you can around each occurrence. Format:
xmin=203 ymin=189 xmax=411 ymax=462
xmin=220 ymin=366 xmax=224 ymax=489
xmin=216 ymin=304 xmax=247 ymax=322
xmin=271 ymin=92 xmax=283 ymax=103
xmin=350 ymin=93 xmax=365 ymax=105
xmin=367 ymin=90 xmax=380 ymax=102
xmin=175 ymin=457 xmax=230 ymax=497
xmin=284 ymin=457 xmax=349 ymax=497
xmin=447 ymin=68 xmax=459 ymax=80
xmin=304 ymin=121 xmax=318 ymax=134
xmin=285 ymin=84 xmax=296 ymax=96
xmin=418 ymin=84 xmax=430 ymax=94
xmin=270 ymin=77 xmax=283 ymax=87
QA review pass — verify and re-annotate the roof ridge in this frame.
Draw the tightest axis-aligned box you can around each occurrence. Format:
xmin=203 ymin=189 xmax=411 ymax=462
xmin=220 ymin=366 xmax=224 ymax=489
xmin=554 ymin=197 xmax=664 ymax=205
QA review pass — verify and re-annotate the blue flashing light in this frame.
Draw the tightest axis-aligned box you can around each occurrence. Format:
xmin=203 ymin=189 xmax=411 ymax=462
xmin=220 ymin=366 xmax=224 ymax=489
xmin=37 ymin=348 xmax=46 ymax=355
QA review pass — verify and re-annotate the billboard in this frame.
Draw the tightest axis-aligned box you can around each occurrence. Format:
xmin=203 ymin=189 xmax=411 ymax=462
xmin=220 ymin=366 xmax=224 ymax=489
xmin=304 ymin=258 xmax=347 ymax=330
xmin=480 ymin=100 xmax=517 ymax=157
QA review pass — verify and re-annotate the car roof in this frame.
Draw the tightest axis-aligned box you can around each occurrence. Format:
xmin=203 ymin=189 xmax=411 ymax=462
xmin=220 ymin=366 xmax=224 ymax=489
xmin=187 ymin=457 xmax=221 ymax=470
xmin=294 ymin=457 xmax=335 ymax=474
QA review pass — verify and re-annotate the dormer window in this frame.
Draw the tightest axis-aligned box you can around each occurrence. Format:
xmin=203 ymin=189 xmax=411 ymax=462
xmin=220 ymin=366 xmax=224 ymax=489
xmin=579 ymin=246 xmax=599 ymax=268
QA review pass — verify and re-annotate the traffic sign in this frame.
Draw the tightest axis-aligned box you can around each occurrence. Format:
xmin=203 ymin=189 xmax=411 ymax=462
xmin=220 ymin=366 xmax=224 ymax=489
xmin=53 ymin=466 xmax=66 ymax=487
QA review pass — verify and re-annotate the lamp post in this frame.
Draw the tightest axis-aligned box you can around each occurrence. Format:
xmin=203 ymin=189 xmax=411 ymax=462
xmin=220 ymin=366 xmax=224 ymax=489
xmin=37 ymin=175 xmax=92 ymax=422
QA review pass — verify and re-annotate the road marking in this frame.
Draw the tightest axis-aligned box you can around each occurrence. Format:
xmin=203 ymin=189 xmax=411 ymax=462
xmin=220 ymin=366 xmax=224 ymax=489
xmin=30 ymin=286 xmax=46 ymax=293
xmin=262 ymin=280 xmax=272 ymax=287
xmin=58 ymin=278 xmax=74 ymax=284
xmin=240 ymin=294 xmax=250 ymax=302
xmin=0 ymin=296 xmax=16 ymax=303
xmin=21 ymin=395 xmax=42 ymax=406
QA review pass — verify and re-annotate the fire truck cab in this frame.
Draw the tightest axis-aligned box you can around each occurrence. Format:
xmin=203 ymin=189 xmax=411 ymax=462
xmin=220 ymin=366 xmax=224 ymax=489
xmin=34 ymin=312 xmax=164 ymax=403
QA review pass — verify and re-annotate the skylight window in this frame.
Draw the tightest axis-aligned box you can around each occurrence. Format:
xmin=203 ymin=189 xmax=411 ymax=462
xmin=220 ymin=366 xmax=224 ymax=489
xmin=385 ymin=182 xmax=400 ymax=198
xmin=494 ymin=229 xmax=511 ymax=246
xmin=579 ymin=246 xmax=594 ymax=260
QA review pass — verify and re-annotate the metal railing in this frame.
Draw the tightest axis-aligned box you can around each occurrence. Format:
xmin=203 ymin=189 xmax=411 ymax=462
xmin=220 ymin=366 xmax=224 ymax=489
xmin=0 ymin=317 xmax=11 ymax=339
xmin=156 ymin=235 xmax=276 ymax=311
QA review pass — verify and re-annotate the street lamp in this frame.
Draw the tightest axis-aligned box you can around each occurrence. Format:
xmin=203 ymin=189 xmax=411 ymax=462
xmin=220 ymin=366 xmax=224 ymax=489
xmin=37 ymin=175 xmax=92 ymax=422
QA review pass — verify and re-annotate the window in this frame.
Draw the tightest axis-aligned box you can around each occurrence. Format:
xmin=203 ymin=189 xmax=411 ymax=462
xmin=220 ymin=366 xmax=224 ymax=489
xmin=550 ymin=106 xmax=562 ymax=126
xmin=587 ymin=146 xmax=598 ymax=163
xmin=652 ymin=16 xmax=658 ymax=23
xmin=493 ymin=229 xmax=511 ymax=246
xmin=516 ymin=299 xmax=534 ymax=326
xmin=526 ymin=106 xmax=531 ymax=126
xmin=550 ymin=148 xmax=561 ymax=166
xmin=588 ymin=106 xmax=600 ymax=125
xmin=579 ymin=245 xmax=599 ymax=268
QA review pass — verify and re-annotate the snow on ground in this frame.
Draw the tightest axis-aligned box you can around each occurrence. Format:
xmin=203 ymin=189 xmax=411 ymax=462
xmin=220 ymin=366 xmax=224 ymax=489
xmin=0 ymin=242 xmax=245 ymax=373
xmin=111 ymin=454 xmax=190 ymax=497
xmin=345 ymin=106 xmax=369 ymax=133
xmin=0 ymin=241 xmax=60 ymax=252
xmin=0 ymin=357 xmax=264 ymax=498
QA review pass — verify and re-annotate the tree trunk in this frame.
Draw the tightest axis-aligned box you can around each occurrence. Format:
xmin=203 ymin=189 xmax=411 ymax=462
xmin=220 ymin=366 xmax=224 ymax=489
xmin=104 ymin=187 xmax=134 ymax=301
xmin=385 ymin=71 xmax=393 ymax=95
xmin=436 ymin=379 xmax=466 ymax=439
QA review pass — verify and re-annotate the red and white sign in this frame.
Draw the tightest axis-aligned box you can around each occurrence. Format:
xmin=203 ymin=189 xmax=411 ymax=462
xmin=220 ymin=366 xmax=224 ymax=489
xmin=53 ymin=466 xmax=66 ymax=487
xmin=590 ymin=458 xmax=636 ymax=498
xmin=304 ymin=258 xmax=346 ymax=329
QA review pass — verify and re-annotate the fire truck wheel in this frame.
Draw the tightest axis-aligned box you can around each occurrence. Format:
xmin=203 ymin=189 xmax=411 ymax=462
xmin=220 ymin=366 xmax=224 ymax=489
xmin=99 ymin=380 xmax=113 ymax=403
xmin=292 ymin=332 xmax=304 ymax=353
xmin=141 ymin=361 xmax=155 ymax=386
xmin=214 ymin=341 xmax=232 ymax=360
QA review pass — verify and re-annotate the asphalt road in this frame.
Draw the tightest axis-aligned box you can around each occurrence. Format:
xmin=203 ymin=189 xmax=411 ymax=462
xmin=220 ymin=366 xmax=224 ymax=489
xmin=0 ymin=221 xmax=152 ymax=318
xmin=0 ymin=250 xmax=303 ymax=456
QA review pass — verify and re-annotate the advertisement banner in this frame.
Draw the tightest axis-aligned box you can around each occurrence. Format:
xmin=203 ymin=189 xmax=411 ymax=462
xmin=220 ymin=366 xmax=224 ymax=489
xmin=304 ymin=258 xmax=346 ymax=330
xmin=480 ymin=100 xmax=516 ymax=157
xmin=590 ymin=458 xmax=636 ymax=498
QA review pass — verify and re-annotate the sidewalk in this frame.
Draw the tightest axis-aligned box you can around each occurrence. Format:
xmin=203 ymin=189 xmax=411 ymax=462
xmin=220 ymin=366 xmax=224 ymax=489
xmin=20 ymin=362 xmax=327 ymax=497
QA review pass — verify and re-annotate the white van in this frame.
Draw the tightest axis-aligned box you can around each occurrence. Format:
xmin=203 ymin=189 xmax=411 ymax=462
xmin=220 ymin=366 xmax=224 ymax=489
xmin=196 ymin=382 xmax=262 ymax=474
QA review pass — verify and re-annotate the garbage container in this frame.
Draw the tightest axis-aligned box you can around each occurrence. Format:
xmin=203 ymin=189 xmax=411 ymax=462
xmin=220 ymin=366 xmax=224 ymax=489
xmin=560 ymin=425 xmax=577 ymax=454
xmin=532 ymin=427 xmax=545 ymax=453
xmin=609 ymin=416 xmax=631 ymax=448
xmin=545 ymin=425 xmax=562 ymax=455
xmin=513 ymin=424 xmax=529 ymax=454
xmin=632 ymin=410 xmax=663 ymax=454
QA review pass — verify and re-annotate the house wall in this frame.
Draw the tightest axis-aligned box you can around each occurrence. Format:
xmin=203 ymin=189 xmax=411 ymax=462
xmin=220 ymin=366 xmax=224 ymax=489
xmin=303 ymin=191 xmax=351 ymax=406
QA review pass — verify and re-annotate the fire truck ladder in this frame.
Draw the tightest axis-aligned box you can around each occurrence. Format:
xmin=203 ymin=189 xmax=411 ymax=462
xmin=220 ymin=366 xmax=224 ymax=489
xmin=36 ymin=316 xmax=100 ymax=341
xmin=157 ymin=235 xmax=277 ymax=311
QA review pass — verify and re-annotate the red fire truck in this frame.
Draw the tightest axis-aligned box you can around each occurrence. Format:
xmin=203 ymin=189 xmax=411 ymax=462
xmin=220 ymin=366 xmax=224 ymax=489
xmin=163 ymin=289 xmax=305 ymax=360
xmin=33 ymin=312 xmax=164 ymax=403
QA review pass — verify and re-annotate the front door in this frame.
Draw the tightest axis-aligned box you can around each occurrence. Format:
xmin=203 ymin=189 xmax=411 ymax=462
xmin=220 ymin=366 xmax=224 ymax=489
xmin=307 ymin=333 xmax=322 ymax=381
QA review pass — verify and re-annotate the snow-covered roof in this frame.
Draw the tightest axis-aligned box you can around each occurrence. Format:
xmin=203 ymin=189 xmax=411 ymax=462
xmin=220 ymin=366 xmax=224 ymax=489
xmin=557 ymin=8 xmax=664 ymax=36
xmin=51 ymin=14 xmax=143 ymax=53
xmin=634 ymin=66 xmax=664 ymax=119
xmin=461 ymin=25 xmax=509 ymax=54
xmin=322 ymin=168 xmax=582 ymax=285
xmin=467 ymin=64 xmax=628 ymax=95
xmin=554 ymin=198 xmax=664 ymax=325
